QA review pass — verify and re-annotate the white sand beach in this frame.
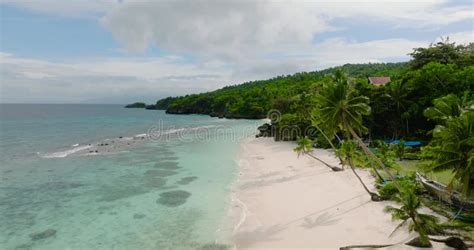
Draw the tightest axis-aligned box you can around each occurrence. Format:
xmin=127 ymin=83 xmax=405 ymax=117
xmin=228 ymin=137 xmax=448 ymax=250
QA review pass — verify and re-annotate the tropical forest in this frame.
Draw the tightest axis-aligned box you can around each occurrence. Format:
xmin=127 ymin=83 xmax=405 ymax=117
xmin=152 ymin=40 xmax=474 ymax=248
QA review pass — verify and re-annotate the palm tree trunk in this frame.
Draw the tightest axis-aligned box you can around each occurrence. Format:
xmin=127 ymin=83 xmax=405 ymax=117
xmin=340 ymin=244 xmax=394 ymax=250
xmin=369 ymin=161 xmax=385 ymax=182
xmin=347 ymin=126 xmax=401 ymax=190
xmin=313 ymin=123 xmax=345 ymax=167
xmin=340 ymin=117 xmax=382 ymax=201
xmin=405 ymin=118 xmax=409 ymax=135
xmin=307 ymin=153 xmax=343 ymax=172
xmin=348 ymin=158 xmax=381 ymax=201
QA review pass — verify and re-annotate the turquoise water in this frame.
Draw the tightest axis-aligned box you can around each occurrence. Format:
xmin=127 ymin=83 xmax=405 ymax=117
xmin=0 ymin=104 xmax=261 ymax=249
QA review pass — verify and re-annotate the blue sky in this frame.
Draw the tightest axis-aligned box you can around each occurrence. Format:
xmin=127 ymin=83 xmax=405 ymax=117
xmin=1 ymin=0 xmax=472 ymax=104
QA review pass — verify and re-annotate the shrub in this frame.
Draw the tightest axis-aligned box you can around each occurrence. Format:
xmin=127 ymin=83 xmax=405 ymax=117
xmin=378 ymin=174 xmax=422 ymax=200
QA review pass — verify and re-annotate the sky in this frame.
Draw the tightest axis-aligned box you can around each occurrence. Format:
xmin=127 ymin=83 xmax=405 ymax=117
xmin=0 ymin=0 xmax=473 ymax=104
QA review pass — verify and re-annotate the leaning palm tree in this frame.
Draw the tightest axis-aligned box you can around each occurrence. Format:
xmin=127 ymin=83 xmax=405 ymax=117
xmin=338 ymin=140 xmax=381 ymax=200
xmin=385 ymin=186 xmax=440 ymax=248
xmin=294 ymin=136 xmax=343 ymax=172
xmin=314 ymin=77 xmax=400 ymax=190
xmin=311 ymin=112 xmax=345 ymax=166
xmin=425 ymin=108 xmax=474 ymax=197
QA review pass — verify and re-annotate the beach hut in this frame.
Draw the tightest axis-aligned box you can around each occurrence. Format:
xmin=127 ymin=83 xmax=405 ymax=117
xmin=368 ymin=76 xmax=391 ymax=86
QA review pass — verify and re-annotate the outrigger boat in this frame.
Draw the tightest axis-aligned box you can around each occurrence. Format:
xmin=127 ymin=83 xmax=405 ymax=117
xmin=416 ymin=172 xmax=474 ymax=212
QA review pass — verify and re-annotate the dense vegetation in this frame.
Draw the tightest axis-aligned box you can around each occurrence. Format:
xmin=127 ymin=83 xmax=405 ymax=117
xmin=154 ymin=62 xmax=407 ymax=119
xmin=155 ymin=41 xmax=472 ymax=141
xmin=288 ymin=40 xmax=473 ymax=248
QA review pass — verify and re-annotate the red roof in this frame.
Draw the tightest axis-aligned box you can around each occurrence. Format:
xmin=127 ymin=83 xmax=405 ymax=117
xmin=368 ymin=77 xmax=391 ymax=85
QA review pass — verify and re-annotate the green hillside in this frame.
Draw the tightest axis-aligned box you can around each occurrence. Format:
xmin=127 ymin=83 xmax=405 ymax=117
xmin=155 ymin=41 xmax=473 ymax=139
xmin=156 ymin=62 xmax=406 ymax=117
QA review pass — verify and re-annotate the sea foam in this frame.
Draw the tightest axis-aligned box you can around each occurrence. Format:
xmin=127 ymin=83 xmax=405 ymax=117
xmin=40 ymin=145 xmax=92 ymax=158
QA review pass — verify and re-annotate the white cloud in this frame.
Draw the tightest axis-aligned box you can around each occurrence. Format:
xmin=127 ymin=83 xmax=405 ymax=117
xmin=229 ymin=37 xmax=427 ymax=80
xmin=438 ymin=31 xmax=474 ymax=45
xmin=1 ymin=0 xmax=472 ymax=103
xmin=101 ymin=0 xmax=472 ymax=59
xmin=101 ymin=1 xmax=332 ymax=58
xmin=0 ymin=53 xmax=232 ymax=103
xmin=1 ymin=0 xmax=118 ymax=18
xmin=316 ymin=0 xmax=472 ymax=27
xmin=0 ymin=36 xmax=438 ymax=103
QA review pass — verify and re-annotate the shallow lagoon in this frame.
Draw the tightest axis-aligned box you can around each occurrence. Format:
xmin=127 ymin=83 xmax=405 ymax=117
xmin=0 ymin=104 xmax=261 ymax=249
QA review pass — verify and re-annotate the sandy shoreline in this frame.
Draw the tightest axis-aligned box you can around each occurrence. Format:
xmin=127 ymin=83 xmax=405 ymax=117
xmin=225 ymin=137 xmax=442 ymax=250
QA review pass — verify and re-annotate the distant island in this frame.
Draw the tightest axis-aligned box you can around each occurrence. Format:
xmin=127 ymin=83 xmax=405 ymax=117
xmin=124 ymin=102 xmax=146 ymax=108
xmin=124 ymin=102 xmax=158 ymax=109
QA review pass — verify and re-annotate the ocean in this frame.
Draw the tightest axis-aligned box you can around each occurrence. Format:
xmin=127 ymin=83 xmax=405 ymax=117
xmin=0 ymin=104 xmax=262 ymax=249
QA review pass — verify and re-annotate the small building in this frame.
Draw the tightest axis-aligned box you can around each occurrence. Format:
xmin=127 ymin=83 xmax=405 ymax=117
xmin=368 ymin=76 xmax=391 ymax=86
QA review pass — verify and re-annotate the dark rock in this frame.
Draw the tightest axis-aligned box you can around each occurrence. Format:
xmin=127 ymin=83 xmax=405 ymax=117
xmin=370 ymin=193 xmax=384 ymax=201
xmin=29 ymin=229 xmax=56 ymax=241
xmin=145 ymin=169 xmax=177 ymax=177
xmin=157 ymin=190 xmax=191 ymax=207
xmin=405 ymin=237 xmax=432 ymax=248
xmin=158 ymin=156 xmax=179 ymax=161
xmin=444 ymin=237 xmax=467 ymax=250
xmin=256 ymin=123 xmax=276 ymax=137
xmin=133 ymin=213 xmax=146 ymax=219
xmin=176 ymin=176 xmax=198 ymax=185
xmin=15 ymin=243 xmax=33 ymax=249
xmin=144 ymin=177 xmax=167 ymax=188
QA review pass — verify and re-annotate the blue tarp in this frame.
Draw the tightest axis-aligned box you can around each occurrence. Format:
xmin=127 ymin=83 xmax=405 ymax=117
xmin=384 ymin=140 xmax=422 ymax=147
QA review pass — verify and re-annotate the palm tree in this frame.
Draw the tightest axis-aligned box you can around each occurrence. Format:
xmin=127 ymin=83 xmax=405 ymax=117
xmin=424 ymin=93 xmax=472 ymax=125
xmin=385 ymin=186 xmax=440 ymax=248
xmin=385 ymin=80 xmax=412 ymax=136
xmin=310 ymin=116 xmax=345 ymax=166
xmin=425 ymin=109 xmax=473 ymax=196
xmin=338 ymin=140 xmax=382 ymax=201
xmin=393 ymin=140 xmax=407 ymax=161
xmin=294 ymin=137 xmax=343 ymax=172
xmin=314 ymin=75 xmax=400 ymax=190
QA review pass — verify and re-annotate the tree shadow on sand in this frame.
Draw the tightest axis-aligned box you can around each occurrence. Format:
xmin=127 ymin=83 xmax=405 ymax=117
xmin=300 ymin=212 xmax=340 ymax=228
xmin=234 ymin=224 xmax=286 ymax=248
xmin=239 ymin=169 xmax=331 ymax=189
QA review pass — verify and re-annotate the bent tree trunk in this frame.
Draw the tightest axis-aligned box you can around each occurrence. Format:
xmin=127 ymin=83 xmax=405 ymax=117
xmin=340 ymin=244 xmax=394 ymax=250
xmin=341 ymin=118 xmax=382 ymax=201
xmin=367 ymin=159 xmax=385 ymax=183
xmin=307 ymin=153 xmax=343 ymax=172
xmin=313 ymin=123 xmax=386 ymax=182
xmin=348 ymin=158 xmax=382 ymax=201
xmin=313 ymin=123 xmax=345 ymax=168
xmin=348 ymin=126 xmax=401 ymax=190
